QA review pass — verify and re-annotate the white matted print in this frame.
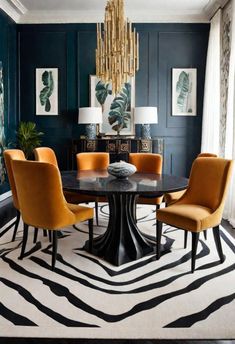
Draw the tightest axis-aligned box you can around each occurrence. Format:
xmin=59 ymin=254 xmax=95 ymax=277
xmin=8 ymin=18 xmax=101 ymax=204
xmin=36 ymin=68 xmax=58 ymax=115
xmin=90 ymin=75 xmax=135 ymax=136
xmin=172 ymin=68 xmax=197 ymax=116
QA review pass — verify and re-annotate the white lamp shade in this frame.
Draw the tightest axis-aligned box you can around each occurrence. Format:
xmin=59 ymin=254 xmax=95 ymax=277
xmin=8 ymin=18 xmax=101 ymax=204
xmin=78 ymin=107 xmax=103 ymax=124
xmin=134 ymin=107 xmax=158 ymax=124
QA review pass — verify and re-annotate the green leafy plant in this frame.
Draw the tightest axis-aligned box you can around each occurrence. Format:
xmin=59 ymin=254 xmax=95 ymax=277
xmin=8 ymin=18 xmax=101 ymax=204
xmin=95 ymin=80 xmax=112 ymax=108
xmin=108 ymin=83 xmax=131 ymax=135
xmin=39 ymin=71 xmax=54 ymax=112
xmin=176 ymin=71 xmax=192 ymax=113
xmin=17 ymin=121 xmax=44 ymax=159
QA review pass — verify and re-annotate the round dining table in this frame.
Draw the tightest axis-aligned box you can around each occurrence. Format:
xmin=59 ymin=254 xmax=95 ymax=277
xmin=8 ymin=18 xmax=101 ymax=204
xmin=61 ymin=170 xmax=188 ymax=266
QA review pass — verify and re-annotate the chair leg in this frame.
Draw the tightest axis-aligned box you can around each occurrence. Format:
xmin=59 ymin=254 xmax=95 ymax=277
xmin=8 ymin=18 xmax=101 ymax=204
xmin=52 ymin=231 xmax=58 ymax=271
xmin=156 ymin=221 xmax=162 ymax=260
xmin=191 ymin=232 xmax=199 ymax=273
xmin=88 ymin=218 xmax=94 ymax=253
xmin=213 ymin=225 xmax=225 ymax=263
xmin=203 ymin=230 xmax=207 ymax=240
xmin=48 ymin=230 xmax=52 ymax=242
xmin=184 ymin=230 xmax=188 ymax=248
xmin=95 ymin=201 xmax=99 ymax=226
xmin=18 ymin=223 xmax=29 ymax=260
xmin=43 ymin=230 xmax=47 ymax=237
xmin=12 ymin=210 xmax=21 ymax=242
xmin=33 ymin=228 xmax=38 ymax=243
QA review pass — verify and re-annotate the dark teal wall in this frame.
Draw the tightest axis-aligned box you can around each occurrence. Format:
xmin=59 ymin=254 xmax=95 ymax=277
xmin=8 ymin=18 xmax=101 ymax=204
xmin=0 ymin=10 xmax=17 ymax=195
xmin=18 ymin=23 xmax=209 ymax=176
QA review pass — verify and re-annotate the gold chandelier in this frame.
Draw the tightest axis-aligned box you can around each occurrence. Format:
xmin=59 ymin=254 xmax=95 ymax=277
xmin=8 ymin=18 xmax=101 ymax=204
xmin=96 ymin=0 xmax=139 ymax=95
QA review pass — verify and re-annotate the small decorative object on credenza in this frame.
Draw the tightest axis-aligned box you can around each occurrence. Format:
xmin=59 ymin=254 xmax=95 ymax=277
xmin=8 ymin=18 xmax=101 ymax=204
xmin=78 ymin=107 xmax=102 ymax=140
xmin=134 ymin=107 xmax=158 ymax=139
xmin=107 ymin=161 xmax=136 ymax=179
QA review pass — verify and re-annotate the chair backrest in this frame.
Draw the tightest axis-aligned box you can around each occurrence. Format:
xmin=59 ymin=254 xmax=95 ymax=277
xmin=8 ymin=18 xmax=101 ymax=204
xmin=198 ymin=153 xmax=217 ymax=157
xmin=182 ymin=157 xmax=233 ymax=211
xmin=129 ymin=153 xmax=162 ymax=174
xmin=76 ymin=152 xmax=109 ymax=171
xmin=12 ymin=160 xmax=74 ymax=229
xmin=34 ymin=147 xmax=58 ymax=167
xmin=3 ymin=149 xmax=26 ymax=210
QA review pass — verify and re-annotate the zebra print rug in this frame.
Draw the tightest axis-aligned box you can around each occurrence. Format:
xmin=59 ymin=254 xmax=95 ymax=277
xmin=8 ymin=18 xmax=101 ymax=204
xmin=1 ymin=203 xmax=235 ymax=340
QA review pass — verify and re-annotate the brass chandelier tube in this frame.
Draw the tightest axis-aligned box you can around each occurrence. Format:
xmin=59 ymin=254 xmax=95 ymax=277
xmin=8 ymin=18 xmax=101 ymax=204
xmin=96 ymin=0 xmax=139 ymax=95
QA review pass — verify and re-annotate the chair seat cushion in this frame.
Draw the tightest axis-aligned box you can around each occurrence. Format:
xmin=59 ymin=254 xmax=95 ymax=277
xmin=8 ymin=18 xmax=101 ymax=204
xmin=164 ymin=190 xmax=186 ymax=206
xmin=137 ymin=196 xmax=163 ymax=205
xmin=157 ymin=204 xmax=214 ymax=232
xmin=68 ymin=203 xmax=94 ymax=223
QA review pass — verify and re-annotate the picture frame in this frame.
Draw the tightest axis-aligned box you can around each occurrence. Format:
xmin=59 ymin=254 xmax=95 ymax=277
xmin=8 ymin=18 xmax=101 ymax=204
xmin=90 ymin=75 xmax=135 ymax=136
xmin=172 ymin=68 xmax=197 ymax=116
xmin=36 ymin=68 xmax=58 ymax=115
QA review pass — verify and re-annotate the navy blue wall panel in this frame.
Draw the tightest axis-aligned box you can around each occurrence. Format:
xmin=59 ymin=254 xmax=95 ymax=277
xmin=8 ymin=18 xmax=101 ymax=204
xmin=18 ymin=23 xmax=209 ymax=176
xmin=0 ymin=10 xmax=17 ymax=195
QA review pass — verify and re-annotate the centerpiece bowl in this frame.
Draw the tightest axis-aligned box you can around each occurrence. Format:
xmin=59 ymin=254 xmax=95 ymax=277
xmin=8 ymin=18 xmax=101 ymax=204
xmin=107 ymin=161 xmax=137 ymax=179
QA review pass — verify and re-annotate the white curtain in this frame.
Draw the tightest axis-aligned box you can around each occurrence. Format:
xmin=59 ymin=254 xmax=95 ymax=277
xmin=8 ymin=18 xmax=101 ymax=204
xmin=223 ymin=0 xmax=235 ymax=227
xmin=201 ymin=10 xmax=221 ymax=154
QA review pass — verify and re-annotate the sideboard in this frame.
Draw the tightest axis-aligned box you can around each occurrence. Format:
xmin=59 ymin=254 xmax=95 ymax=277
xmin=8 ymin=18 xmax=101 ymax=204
xmin=71 ymin=137 xmax=164 ymax=168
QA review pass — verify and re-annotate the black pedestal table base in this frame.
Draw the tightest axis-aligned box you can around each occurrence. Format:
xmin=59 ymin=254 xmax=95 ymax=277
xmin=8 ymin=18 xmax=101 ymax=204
xmin=84 ymin=193 xmax=153 ymax=266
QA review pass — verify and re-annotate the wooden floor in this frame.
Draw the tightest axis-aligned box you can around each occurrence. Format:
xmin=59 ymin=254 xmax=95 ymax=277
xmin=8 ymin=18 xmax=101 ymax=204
xmin=2 ymin=221 xmax=234 ymax=344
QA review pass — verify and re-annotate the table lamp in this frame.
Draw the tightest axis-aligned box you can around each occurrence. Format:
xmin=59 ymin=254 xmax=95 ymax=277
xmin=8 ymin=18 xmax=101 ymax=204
xmin=78 ymin=107 xmax=103 ymax=139
xmin=134 ymin=107 xmax=158 ymax=139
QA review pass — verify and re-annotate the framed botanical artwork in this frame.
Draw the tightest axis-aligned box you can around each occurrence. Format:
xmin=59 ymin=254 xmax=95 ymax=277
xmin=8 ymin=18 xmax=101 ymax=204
xmin=36 ymin=68 xmax=58 ymax=115
xmin=90 ymin=75 xmax=135 ymax=136
xmin=172 ymin=68 xmax=197 ymax=116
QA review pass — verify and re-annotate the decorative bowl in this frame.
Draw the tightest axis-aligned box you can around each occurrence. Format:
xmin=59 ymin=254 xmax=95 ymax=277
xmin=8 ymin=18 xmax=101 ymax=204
xmin=107 ymin=161 xmax=137 ymax=179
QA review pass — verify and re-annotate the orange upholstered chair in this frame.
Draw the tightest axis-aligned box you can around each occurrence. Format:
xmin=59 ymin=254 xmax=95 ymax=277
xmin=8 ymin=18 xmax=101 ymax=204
xmin=34 ymin=147 xmax=94 ymax=206
xmin=164 ymin=152 xmax=218 ymax=247
xmin=129 ymin=153 xmax=163 ymax=215
xmin=3 ymin=149 xmax=26 ymax=241
xmin=12 ymin=160 xmax=94 ymax=270
xmin=164 ymin=153 xmax=218 ymax=207
xmin=76 ymin=152 xmax=110 ymax=225
xmin=156 ymin=157 xmax=233 ymax=273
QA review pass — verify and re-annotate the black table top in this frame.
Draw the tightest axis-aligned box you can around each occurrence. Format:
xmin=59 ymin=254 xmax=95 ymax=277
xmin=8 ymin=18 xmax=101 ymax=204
xmin=61 ymin=170 xmax=188 ymax=196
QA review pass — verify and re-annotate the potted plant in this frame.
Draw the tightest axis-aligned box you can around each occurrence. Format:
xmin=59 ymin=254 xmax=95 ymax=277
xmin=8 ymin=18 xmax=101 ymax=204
xmin=17 ymin=121 xmax=44 ymax=159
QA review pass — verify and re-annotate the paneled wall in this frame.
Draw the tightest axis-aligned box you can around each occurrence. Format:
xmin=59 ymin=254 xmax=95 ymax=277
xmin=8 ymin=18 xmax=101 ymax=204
xmin=0 ymin=10 xmax=17 ymax=196
xmin=18 ymin=23 xmax=209 ymax=177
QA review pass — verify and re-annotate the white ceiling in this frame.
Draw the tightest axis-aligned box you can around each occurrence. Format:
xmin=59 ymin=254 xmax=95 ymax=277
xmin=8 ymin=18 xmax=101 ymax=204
xmin=0 ymin=0 xmax=229 ymax=23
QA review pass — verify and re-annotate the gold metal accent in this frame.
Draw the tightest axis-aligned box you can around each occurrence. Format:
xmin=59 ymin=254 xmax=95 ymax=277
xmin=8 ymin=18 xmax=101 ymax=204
xmin=96 ymin=0 xmax=139 ymax=95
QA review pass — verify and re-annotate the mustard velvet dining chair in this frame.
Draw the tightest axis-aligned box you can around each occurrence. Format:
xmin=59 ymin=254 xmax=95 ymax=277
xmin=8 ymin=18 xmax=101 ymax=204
xmin=76 ymin=152 xmax=110 ymax=226
xmin=12 ymin=160 xmax=94 ymax=270
xmin=164 ymin=153 xmax=218 ymax=207
xmin=34 ymin=146 xmax=95 ymax=218
xmin=156 ymin=157 xmax=233 ymax=273
xmin=3 ymin=149 xmax=39 ymax=241
xmin=164 ymin=152 xmax=218 ymax=248
xmin=128 ymin=153 xmax=163 ymax=218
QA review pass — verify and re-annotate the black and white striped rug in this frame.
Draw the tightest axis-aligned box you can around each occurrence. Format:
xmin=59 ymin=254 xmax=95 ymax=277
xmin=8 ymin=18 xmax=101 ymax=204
xmin=1 ymin=203 xmax=235 ymax=339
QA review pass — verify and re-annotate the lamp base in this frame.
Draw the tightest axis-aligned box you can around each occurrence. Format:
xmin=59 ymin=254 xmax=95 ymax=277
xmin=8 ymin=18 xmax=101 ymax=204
xmin=141 ymin=124 xmax=151 ymax=139
xmin=86 ymin=124 xmax=96 ymax=140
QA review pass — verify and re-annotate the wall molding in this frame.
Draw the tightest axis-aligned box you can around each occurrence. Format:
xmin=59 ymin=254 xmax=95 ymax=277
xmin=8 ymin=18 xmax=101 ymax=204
xmin=0 ymin=0 xmax=27 ymax=22
xmin=18 ymin=10 xmax=210 ymax=24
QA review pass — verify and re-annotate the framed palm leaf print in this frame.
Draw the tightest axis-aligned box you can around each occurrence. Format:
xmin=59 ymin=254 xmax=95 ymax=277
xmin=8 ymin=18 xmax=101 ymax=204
xmin=172 ymin=68 xmax=197 ymax=116
xmin=90 ymin=75 xmax=135 ymax=136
